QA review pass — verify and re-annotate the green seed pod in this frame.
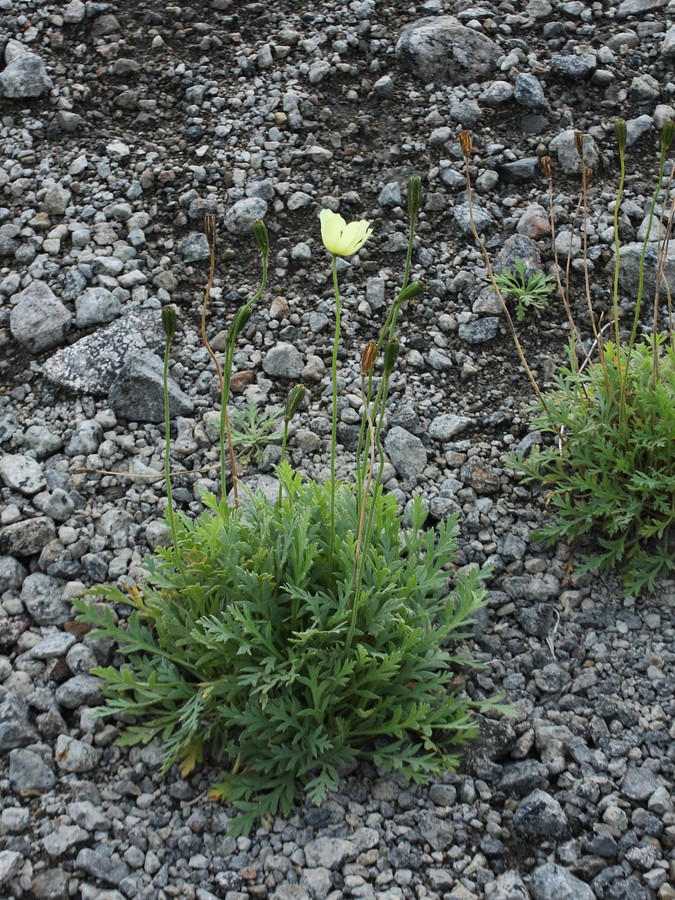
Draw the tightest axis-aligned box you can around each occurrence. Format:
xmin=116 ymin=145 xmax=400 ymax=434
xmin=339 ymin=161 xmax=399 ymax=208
xmin=661 ymin=120 xmax=674 ymax=153
xmin=252 ymin=220 xmax=270 ymax=256
xmin=615 ymin=119 xmax=627 ymax=151
xmin=383 ymin=338 xmax=400 ymax=375
xmin=284 ymin=384 xmax=306 ymax=421
xmin=408 ymin=175 xmax=422 ymax=223
xmin=396 ymin=281 xmax=424 ymax=304
xmin=161 ymin=305 xmax=176 ymax=341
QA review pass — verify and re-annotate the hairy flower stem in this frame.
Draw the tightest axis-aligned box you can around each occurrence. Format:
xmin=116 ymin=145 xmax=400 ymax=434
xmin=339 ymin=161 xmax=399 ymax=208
xmin=350 ymin=367 xmax=377 ymax=611
xmin=651 ymin=164 xmax=675 ymax=381
xmin=163 ymin=332 xmax=185 ymax=579
xmin=613 ymin=134 xmax=627 ymax=352
xmin=542 ymin=158 xmax=579 ymax=370
xmin=218 ymin=244 xmax=268 ymax=506
xmin=619 ymin=132 xmax=671 ymax=430
xmin=460 ymin=136 xmax=550 ymax=414
xmin=329 ymin=254 xmax=341 ymax=568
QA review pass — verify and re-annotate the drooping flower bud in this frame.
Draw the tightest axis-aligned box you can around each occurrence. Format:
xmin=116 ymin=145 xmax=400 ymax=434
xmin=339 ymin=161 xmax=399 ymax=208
xmin=408 ymin=175 xmax=422 ymax=224
xmin=383 ymin=338 xmax=400 ymax=375
xmin=615 ymin=119 xmax=627 ymax=151
xmin=204 ymin=213 xmax=216 ymax=250
xmin=540 ymin=156 xmax=552 ymax=180
xmin=227 ymin=304 xmax=253 ymax=344
xmin=284 ymin=384 xmax=306 ymax=421
xmin=252 ymin=220 xmax=270 ymax=256
xmin=161 ymin=305 xmax=176 ymax=341
xmin=395 ymin=281 xmax=424 ymax=304
xmin=360 ymin=340 xmax=379 ymax=377
xmin=459 ymin=130 xmax=473 ymax=157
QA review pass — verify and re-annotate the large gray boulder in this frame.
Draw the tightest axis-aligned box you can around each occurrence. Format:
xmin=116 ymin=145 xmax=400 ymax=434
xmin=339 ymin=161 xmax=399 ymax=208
xmin=396 ymin=17 xmax=499 ymax=85
xmin=108 ymin=350 xmax=194 ymax=423
xmin=9 ymin=282 xmax=72 ymax=353
xmin=0 ymin=52 xmax=53 ymax=99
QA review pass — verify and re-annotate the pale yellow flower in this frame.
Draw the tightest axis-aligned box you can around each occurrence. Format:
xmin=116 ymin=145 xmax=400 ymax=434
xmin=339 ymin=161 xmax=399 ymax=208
xmin=319 ymin=209 xmax=372 ymax=257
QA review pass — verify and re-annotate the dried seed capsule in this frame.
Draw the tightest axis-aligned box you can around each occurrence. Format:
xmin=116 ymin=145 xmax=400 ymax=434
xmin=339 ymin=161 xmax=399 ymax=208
xmin=574 ymin=131 xmax=584 ymax=159
xmin=459 ymin=130 xmax=473 ymax=156
xmin=540 ymin=156 xmax=552 ymax=180
xmin=204 ymin=213 xmax=216 ymax=249
xmin=361 ymin=340 xmax=379 ymax=376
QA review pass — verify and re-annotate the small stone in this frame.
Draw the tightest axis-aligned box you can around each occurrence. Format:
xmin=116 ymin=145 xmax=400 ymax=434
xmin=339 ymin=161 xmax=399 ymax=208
xmin=75 ymin=847 xmax=129 ymax=886
xmin=0 ymin=694 xmax=37 ymax=750
xmin=41 ymin=184 xmax=72 ymax=216
xmin=30 ymin=868 xmax=70 ymax=899
xmin=55 ymin=734 xmax=102 ymax=773
xmin=458 ymin=318 xmax=500 ymax=345
xmin=75 ymin=288 xmax=121 ymax=328
xmin=549 ymin=130 xmax=599 ymax=175
xmin=262 ymin=342 xmax=304 ymax=379
xmin=0 ymin=808 xmax=29 ymax=835
xmin=0 ymin=518 xmax=57 ymax=556
xmin=514 ymin=73 xmax=548 ymax=109
xmin=530 ymin=863 xmax=593 ymax=900
xmin=304 ymin=837 xmax=355 ymax=869
xmin=55 ymin=674 xmax=103 ymax=709
xmin=454 ymin=201 xmax=492 ymax=236
xmin=223 ymin=198 xmax=268 ymax=235
xmin=30 ymin=632 xmax=77 ymax=659
xmin=0 ymin=454 xmax=46 ymax=496
xmin=551 ymin=53 xmax=596 ymax=79
xmin=178 ymin=233 xmax=210 ymax=262
xmin=429 ymin=414 xmax=471 ymax=441
xmin=513 ymin=789 xmax=569 ymax=838
xmin=42 ymin=825 xmax=88 ymax=858
xmin=384 ymin=426 xmax=427 ymax=480
xmin=21 ymin=573 xmax=69 ymax=625
xmin=622 ymin=766 xmax=660 ymax=801
xmin=0 ymin=850 xmax=23 ymax=887
xmin=8 ymin=746 xmax=53 ymax=793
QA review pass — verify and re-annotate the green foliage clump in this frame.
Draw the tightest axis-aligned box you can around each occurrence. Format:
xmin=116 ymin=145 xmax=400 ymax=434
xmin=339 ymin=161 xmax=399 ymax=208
xmin=74 ymin=464 xmax=491 ymax=836
xmin=492 ymin=257 xmax=555 ymax=321
xmin=516 ymin=337 xmax=675 ymax=594
xmin=230 ymin=401 xmax=283 ymax=465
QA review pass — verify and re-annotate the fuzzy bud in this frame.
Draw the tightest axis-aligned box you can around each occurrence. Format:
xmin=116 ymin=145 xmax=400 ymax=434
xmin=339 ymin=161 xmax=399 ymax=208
xmin=383 ymin=338 xmax=400 ymax=375
xmin=661 ymin=120 xmax=674 ymax=153
xmin=252 ymin=220 xmax=269 ymax=256
xmin=161 ymin=306 xmax=176 ymax=342
xmin=360 ymin=340 xmax=379 ymax=376
xmin=284 ymin=384 xmax=306 ymax=421
xmin=204 ymin=213 xmax=216 ymax=250
xmin=615 ymin=119 xmax=627 ymax=151
xmin=459 ymin=130 xmax=473 ymax=157
xmin=540 ymin=156 xmax=552 ymax=180
xmin=408 ymin=175 xmax=422 ymax=223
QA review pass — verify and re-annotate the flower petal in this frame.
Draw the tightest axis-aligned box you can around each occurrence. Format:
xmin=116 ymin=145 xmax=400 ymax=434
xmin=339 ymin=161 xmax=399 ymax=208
xmin=320 ymin=209 xmax=347 ymax=255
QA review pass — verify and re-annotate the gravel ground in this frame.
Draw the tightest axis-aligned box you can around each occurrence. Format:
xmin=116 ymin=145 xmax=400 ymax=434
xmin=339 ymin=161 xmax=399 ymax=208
xmin=1 ymin=0 xmax=675 ymax=898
